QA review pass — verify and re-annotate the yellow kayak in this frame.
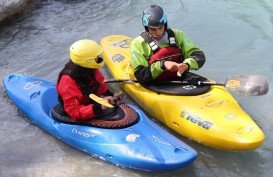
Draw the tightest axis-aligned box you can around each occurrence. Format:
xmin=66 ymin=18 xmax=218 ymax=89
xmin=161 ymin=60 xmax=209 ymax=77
xmin=100 ymin=34 xmax=264 ymax=151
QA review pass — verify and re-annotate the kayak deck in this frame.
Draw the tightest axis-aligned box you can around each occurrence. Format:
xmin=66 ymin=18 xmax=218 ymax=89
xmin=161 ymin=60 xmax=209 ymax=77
xmin=3 ymin=74 xmax=197 ymax=171
xmin=100 ymin=34 xmax=264 ymax=151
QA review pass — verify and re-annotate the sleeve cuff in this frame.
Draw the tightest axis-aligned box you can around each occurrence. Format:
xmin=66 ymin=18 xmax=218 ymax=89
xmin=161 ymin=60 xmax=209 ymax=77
xmin=184 ymin=62 xmax=190 ymax=71
xmin=93 ymin=103 xmax=103 ymax=116
xmin=183 ymin=58 xmax=199 ymax=70
xmin=160 ymin=60 xmax=166 ymax=70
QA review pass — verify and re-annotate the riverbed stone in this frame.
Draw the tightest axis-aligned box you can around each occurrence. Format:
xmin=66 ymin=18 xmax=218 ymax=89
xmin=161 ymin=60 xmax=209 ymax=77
xmin=0 ymin=0 xmax=40 ymax=26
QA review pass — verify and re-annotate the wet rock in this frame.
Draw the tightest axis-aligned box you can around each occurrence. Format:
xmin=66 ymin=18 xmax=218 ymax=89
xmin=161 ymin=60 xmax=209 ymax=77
xmin=0 ymin=0 xmax=41 ymax=26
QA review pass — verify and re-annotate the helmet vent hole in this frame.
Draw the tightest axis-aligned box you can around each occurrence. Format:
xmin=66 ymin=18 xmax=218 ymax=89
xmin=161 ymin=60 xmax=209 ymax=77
xmin=96 ymin=57 xmax=103 ymax=63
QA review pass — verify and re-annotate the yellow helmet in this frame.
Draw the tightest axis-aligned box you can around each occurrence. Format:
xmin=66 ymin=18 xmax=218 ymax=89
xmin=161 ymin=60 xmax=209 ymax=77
xmin=70 ymin=39 xmax=104 ymax=69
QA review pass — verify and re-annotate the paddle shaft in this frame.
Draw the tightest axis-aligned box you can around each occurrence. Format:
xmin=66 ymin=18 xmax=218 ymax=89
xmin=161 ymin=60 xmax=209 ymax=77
xmin=105 ymin=79 xmax=225 ymax=86
xmin=105 ymin=75 xmax=269 ymax=96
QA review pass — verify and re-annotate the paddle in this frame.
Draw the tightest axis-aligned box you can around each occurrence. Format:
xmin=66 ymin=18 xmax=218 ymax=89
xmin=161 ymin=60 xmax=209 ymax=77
xmin=89 ymin=92 xmax=124 ymax=108
xmin=105 ymin=75 xmax=269 ymax=96
xmin=89 ymin=94 xmax=114 ymax=108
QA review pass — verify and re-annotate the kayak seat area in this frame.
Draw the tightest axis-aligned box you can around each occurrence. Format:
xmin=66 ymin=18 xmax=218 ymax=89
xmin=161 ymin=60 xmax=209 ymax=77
xmin=51 ymin=103 xmax=139 ymax=128
xmin=142 ymin=72 xmax=211 ymax=96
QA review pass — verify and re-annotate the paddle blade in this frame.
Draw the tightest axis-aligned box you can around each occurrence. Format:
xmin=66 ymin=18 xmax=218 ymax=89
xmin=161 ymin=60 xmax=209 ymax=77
xmin=89 ymin=94 xmax=114 ymax=108
xmin=225 ymin=75 xmax=269 ymax=96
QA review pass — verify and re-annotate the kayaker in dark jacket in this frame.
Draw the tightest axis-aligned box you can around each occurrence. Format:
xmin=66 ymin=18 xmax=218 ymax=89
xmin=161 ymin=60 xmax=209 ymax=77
xmin=130 ymin=5 xmax=206 ymax=84
xmin=57 ymin=39 xmax=121 ymax=121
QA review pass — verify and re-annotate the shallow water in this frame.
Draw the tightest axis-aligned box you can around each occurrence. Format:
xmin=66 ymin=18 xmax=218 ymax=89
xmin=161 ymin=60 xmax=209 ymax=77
xmin=0 ymin=0 xmax=273 ymax=177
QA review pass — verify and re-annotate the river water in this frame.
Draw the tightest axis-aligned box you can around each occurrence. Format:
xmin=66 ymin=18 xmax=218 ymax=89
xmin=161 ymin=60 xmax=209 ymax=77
xmin=0 ymin=0 xmax=272 ymax=177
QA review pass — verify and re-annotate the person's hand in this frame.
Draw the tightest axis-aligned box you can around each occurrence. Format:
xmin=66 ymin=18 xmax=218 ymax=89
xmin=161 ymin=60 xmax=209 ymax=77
xmin=177 ymin=63 xmax=189 ymax=77
xmin=101 ymin=92 xmax=124 ymax=109
xmin=104 ymin=96 xmax=115 ymax=105
xmin=164 ymin=61 xmax=179 ymax=72
xmin=113 ymin=92 xmax=123 ymax=102
xmin=112 ymin=92 xmax=124 ymax=106
xmin=100 ymin=96 xmax=115 ymax=111
xmin=101 ymin=104 xmax=109 ymax=111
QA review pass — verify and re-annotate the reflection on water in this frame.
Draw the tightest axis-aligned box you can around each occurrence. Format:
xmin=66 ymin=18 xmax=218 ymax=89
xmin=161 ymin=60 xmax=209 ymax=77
xmin=1 ymin=0 xmax=273 ymax=177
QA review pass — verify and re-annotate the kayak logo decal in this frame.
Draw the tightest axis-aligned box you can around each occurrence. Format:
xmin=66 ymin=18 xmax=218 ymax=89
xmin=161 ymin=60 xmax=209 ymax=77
xmin=225 ymin=113 xmax=237 ymax=120
xmin=182 ymin=85 xmax=197 ymax=90
xmin=180 ymin=110 xmax=213 ymax=130
xmin=112 ymin=54 xmax=125 ymax=62
xmin=72 ymin=128 xmax=95 ymax=138
xmin=112 ymin=39 xmax=133 ymax=48
xmin=152 ymin=136 xmax=171 ymax=146
xmin=201 ymin=93 xmax=211 ymax=98
xmin=126 ymin=134 xmax=140 ymax=142
xmin=24 ymin=81 xmax=43 ymax=90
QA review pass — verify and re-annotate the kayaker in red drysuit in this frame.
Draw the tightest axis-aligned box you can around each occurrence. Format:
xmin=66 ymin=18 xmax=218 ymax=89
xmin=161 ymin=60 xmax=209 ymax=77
xmin=57 ymin=39 xmax=121 ymax=121
xmin=130 ymin=4 xmax=206 ymax=84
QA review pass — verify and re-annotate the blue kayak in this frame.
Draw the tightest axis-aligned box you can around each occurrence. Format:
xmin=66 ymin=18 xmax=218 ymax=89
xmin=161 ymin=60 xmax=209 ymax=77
xmin=3 ymin=74 xmax=197 ymax=172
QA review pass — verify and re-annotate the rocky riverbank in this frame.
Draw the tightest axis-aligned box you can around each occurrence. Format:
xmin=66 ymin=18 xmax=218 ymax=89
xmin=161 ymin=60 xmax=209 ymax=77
xmin=0 ymin=0 xmax=41 ymax=26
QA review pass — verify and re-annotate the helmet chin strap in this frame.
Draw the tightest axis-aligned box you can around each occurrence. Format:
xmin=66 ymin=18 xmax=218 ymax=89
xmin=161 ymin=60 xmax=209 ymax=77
xmin=148 ymin=31 xmax=166 ymax=41
xmin=153 ymin=35 xmax=162 ymax=40
xmin=147 ymin=32 xmax=157 ymax=39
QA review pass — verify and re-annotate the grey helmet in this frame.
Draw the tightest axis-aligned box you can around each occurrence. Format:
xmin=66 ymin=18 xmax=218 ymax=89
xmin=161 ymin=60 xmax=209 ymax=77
xmin=142 ymin=5 xmax=168 ymax=30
